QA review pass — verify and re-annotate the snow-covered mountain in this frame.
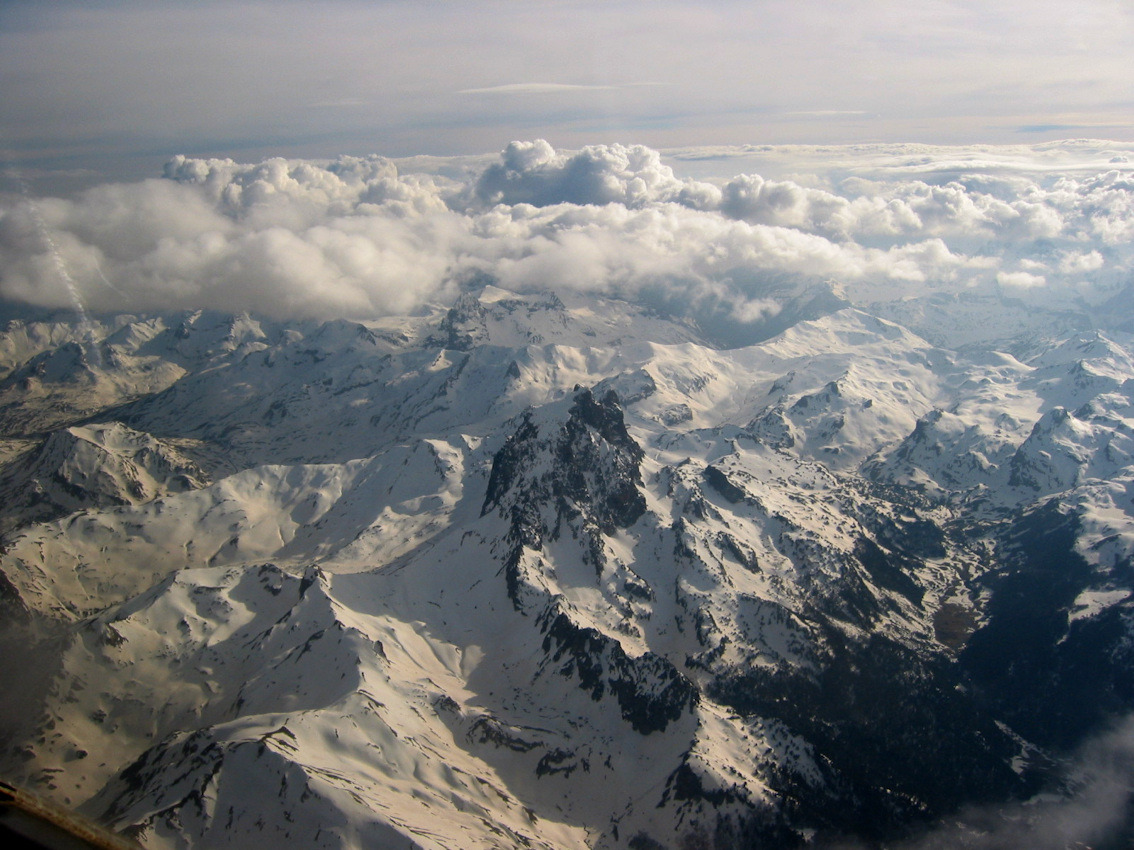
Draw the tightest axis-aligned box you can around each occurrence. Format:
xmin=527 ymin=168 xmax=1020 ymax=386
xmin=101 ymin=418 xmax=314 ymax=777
xmin=2 ymin=284 xmax=1133 ymax=849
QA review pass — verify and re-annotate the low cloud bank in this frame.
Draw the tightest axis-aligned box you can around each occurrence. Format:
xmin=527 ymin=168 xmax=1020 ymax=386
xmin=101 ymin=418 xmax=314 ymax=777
xmin=885 ymin=714 xmax=1134 ymax=850
xmin=1 ymin=141 xmax=1132 ymax=337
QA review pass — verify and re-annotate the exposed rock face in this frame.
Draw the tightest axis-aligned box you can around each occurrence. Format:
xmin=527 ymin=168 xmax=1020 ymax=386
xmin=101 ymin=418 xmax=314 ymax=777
xmin=432 ymin=291 xmax=490 ymax=350
xmin=484 ymin=388 xmax=645 ymax=532
xmin=483 ymin=388 xmax=647 ymax=609
xmin=539 ymin=606 xmax=697 ymax=735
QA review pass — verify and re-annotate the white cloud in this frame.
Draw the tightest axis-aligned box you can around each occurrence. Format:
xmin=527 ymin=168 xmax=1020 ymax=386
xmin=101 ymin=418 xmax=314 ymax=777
xmin=997 ymin=270 xmax=1048 ymax=290
xmin=2 ymin=141 xmax=1133 ymax=341
xmin=1058 ymin=250 xmax=1104 ymax=274
xmin=464 ymin=141 xmax=717 ymax=210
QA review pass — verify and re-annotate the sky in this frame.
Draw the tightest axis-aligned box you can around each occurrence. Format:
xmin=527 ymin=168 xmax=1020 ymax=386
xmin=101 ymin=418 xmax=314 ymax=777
xmin=1 ymin=0 xmax=1133 ymax=187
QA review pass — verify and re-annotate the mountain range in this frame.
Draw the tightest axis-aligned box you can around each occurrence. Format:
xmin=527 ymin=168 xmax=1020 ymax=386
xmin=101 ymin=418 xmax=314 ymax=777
xmin=1 ymin=280 xmax=1132 ymax=849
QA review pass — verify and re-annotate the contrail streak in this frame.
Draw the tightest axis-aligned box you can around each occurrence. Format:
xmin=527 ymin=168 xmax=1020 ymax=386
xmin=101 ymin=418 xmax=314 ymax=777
xmin=4 ymin=162 xmax=103 ymax=366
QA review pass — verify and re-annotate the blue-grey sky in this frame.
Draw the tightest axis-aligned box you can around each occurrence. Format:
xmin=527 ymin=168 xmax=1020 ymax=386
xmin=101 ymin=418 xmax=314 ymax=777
xmin=2 ymin=0 xmax=1132 ymax=185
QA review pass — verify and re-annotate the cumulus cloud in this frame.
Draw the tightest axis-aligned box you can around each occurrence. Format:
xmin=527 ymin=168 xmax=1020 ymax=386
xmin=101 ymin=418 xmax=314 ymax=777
xmin=719 ymin=172 xmax=1066 ymax=248
xmin=0 ymin=157 xmax=464 ymax=319
xmin=465 ymin=140 xmax=719 ymax=209
xmin=1 ymin=141 xmax=1132 ymax=340
xmin=997 ymin=270 xmax=1048 ymax=290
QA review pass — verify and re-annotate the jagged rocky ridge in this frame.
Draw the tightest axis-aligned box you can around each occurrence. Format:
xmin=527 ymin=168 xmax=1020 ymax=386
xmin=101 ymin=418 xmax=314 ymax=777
xmin=0 ymin=285 xmax=1132 ymax=848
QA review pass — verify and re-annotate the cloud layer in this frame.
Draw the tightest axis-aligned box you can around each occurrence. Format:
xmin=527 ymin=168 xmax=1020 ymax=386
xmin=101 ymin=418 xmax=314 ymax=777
xmin=2 ymin=141 xmax=1133 ymax=343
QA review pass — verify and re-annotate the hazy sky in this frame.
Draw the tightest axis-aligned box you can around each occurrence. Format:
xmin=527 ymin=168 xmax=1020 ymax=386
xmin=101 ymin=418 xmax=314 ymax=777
xmin=2 ymin=0 xmax=1133 ymax=184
